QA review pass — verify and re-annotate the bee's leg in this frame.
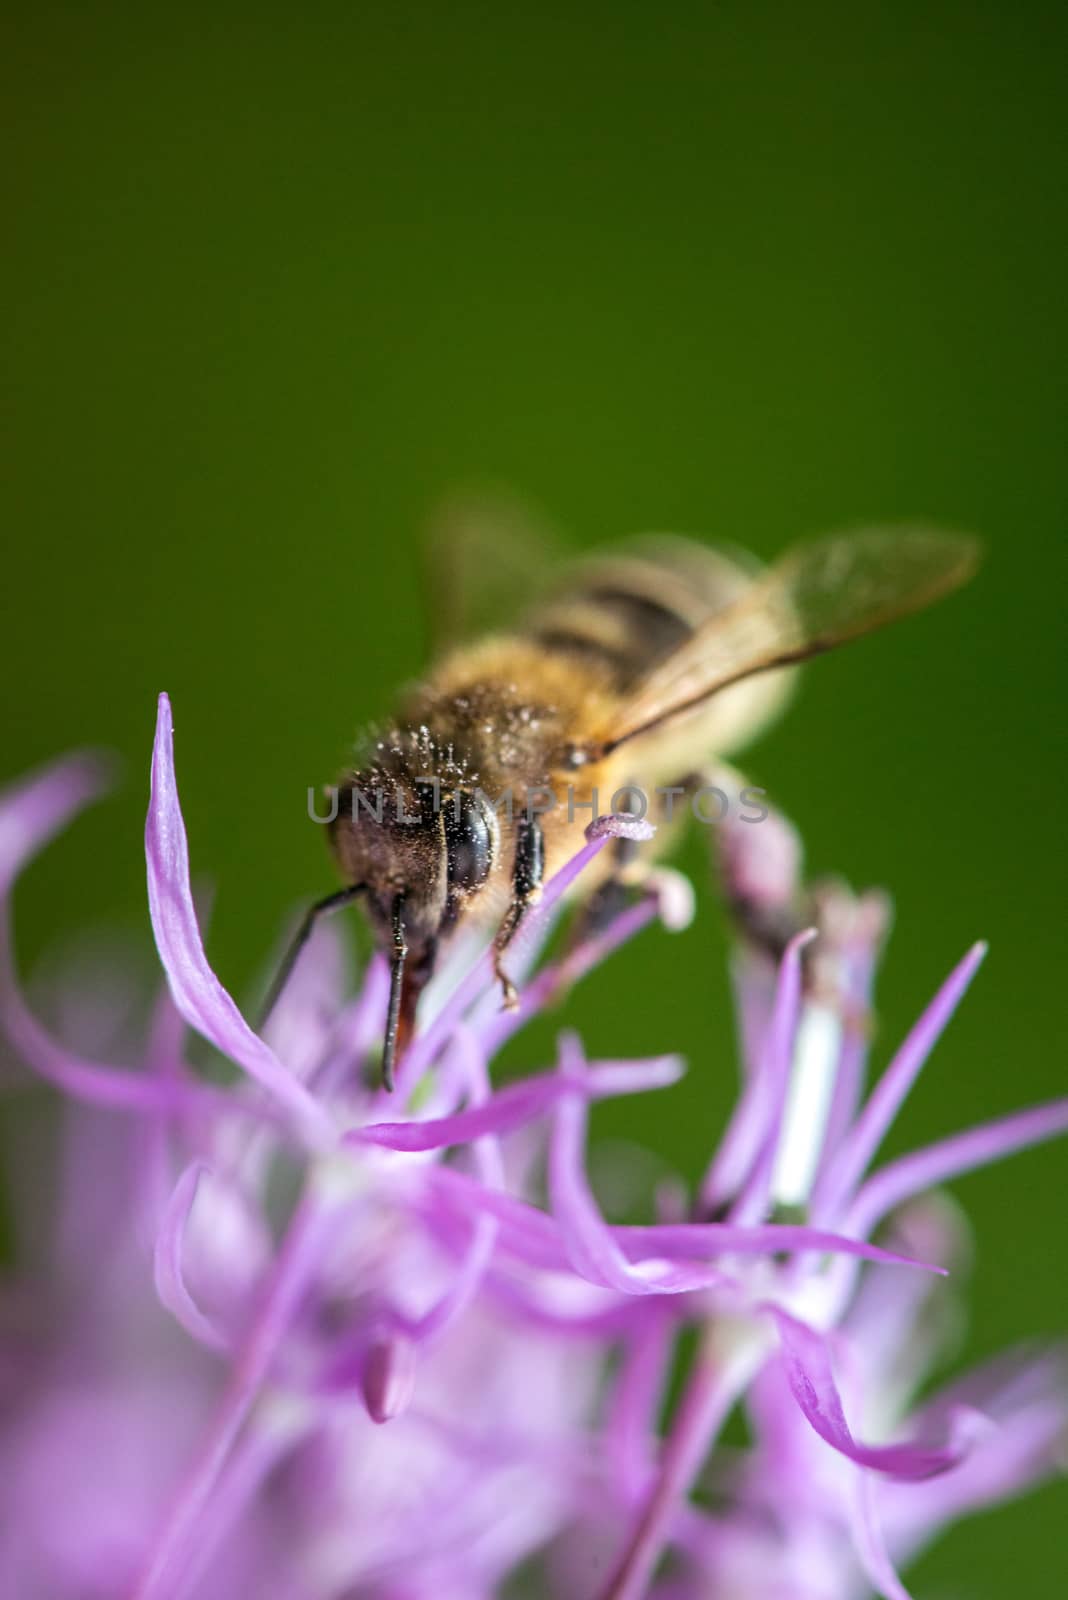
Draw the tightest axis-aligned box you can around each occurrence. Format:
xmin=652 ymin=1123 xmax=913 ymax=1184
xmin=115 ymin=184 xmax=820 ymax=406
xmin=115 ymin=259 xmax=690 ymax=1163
xmin=549 ymin=829 xmax=690 ymax=1004
xmin=492 ymin=814 xmax=545 ymax=1009
xmin=558 ymin=873 xmax=633 ymax=958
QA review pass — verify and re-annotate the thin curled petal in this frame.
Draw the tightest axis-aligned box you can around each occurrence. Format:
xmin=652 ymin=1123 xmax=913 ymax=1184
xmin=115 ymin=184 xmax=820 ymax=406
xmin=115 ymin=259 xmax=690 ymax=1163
xmin=551 ymin=1038 xmax=754 ymax=1295
xmin=616 ymin=1224 xmax=943 ymax=1275
xmin=452 ymin=1022 xmax=507 ymax=1188
xmin=0 ymin=751 xmax=113 ymax=895
xmin=771 ymin=1308 xmax=975 ymax=1480
xmin=136 ymin=992 xmax=191 ymax=1242
xmin=607 ymin=1314 xmax=676 ymax=1501
xmin=0 ymin=927 xmax=225 ymax=1114
xmin=880 ymin=1348 xmax=1068 ymax=1542
xmin=581 ymin=1056 xmax=684 ymax=1097
xmin=698 ymin=961 xmax=777 ymax=1212
xmin=919 ymin=1341 xmax=1066 ymax=1420
xmin=819 ymin=890 xmax=890 ymax=1160
xmin=481 ymin=1274 xmax=666 ymax=1337
xmin=0 ymin=755 xmax=241 ymax=1117
xmin=355 ymin=1029 xmax=506 ymax=1414
xmin=154 ymin=1163 xmax=230 ymax=1351
xmin=414 ymin=1215 xmax=498 ymax=1345
xmin=351 ymin=1054 xmax=683 ymax=1153
xmin=551 ymin=1127 xmax=697 ymax=1294
xmin=816 ymin=942 xmax=987 ymax=1217
xmin=355 ymin=1077 xmax=566 ymax=1153
xmin=848 ymin=1097 xmax=1068 ymax=1239
xmin=729 ymin=929 xmax=816 ymax=1225
xmin=0 ymin=754 xmax=146 ymax=1107
xmin=312 ymin=952 xmax=390 ymax=1100
xmin=419 ymin=1167 xmax=566 ymax=1269
xmin=420 ymin=1165 xmax=942 ymax=1277
xmin=146 ymin=694 xmax=330 ymax=1142
xmin=852 ymin=1468 xmax=914 ymax=1600
xmin=410 ymin=1028 xmax=500 ymax=1348
xmin=261 ymin=914 xmax=348 ymax=1078
xmin=362 ymin=1332 xmax=419 ymax=1423
xmin=132 ymin=1193 xmax=336 ymax=1599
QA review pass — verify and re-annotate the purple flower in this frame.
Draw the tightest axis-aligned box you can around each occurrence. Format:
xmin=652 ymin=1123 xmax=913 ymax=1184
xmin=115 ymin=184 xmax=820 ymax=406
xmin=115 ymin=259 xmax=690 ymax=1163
xmin=0 ymin=696 xmax=1064 ymax=1600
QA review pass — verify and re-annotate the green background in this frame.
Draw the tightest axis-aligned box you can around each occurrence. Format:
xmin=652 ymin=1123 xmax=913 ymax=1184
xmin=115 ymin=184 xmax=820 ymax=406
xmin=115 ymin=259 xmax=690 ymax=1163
xmin=2 ymin=2 xmax=1066 ymax=1591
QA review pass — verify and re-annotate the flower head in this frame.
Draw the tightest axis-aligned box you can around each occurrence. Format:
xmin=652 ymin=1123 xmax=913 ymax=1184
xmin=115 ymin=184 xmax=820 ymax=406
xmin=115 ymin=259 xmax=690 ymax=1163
xmin=0 ymin=695 xmax=1064 ymax=1600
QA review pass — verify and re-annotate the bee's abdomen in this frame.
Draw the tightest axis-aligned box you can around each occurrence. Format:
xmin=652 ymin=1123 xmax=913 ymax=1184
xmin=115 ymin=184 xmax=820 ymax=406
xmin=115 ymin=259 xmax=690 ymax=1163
xmin=525 ymin=540 xmax=760 ymax=693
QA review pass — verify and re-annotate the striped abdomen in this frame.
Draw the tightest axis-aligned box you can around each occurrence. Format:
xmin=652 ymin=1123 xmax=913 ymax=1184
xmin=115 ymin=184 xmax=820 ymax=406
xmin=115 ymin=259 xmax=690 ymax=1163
xmin=524 ymin=537 xmax=763 ymax=694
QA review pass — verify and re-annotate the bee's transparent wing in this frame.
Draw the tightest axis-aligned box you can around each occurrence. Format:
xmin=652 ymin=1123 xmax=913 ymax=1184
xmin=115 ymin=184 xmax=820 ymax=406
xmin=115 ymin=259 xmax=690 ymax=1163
xmin=595 ymin=527 xmax=980 ymax=756
xmin=419 ymin=489 xmax=565 ymax=658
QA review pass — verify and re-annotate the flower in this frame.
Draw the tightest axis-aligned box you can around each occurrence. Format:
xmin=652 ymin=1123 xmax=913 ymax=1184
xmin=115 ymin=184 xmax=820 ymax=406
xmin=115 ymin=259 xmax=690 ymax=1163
xmin=0 ymin=694 xmax=1064 ymax=1600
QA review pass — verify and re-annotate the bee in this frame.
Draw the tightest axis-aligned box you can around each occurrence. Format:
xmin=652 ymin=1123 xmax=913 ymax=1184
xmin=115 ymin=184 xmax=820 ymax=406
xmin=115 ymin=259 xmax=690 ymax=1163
xmin=263 ymin=519 xmax=978 ymax=1089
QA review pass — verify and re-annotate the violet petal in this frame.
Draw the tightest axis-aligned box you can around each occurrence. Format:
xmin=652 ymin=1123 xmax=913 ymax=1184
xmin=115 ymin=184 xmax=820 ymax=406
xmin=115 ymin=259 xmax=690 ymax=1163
xmin=145 ymin=694 xmax=330 ymax=1142
xmin=616 ymin=1223 xmax=943 ymax=1275
xmin=729 ymin=929 xmax=817 ymax=1225
xmin=852 ymin=1466 xmax=914 ymax=1600
xmin=848 ymin=1097 xmax=1068 ymax=1240
xmin=0 ymin=751 xmax=113 ymax=895
xmin=362 ymin=1331 xmax=419 ymax=1424
xmin=550 ymin=1037 xmax=734 ymax=1296
xmin=816 ymin=942 xmax=986 ymax=1218
xmin=153 ymin=1163 xmax=230 ymax=1352
xmin=411 ymin=1028 xmax=500 ymax=1347
xmin=351 ymin=1054 xmax=683 ymax=1154
xmin=771 ymin=1308 xmax=973 ymax=1480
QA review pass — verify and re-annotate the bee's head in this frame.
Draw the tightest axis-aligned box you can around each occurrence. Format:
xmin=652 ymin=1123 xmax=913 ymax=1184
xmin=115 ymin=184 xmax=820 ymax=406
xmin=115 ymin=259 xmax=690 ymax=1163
xmin=329 ymin=751 xmax=498 ymax=1087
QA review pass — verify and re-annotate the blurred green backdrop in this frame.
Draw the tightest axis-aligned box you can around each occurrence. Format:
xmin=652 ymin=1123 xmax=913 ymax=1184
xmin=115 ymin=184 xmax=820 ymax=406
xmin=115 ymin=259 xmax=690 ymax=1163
xmin=2 ymin=1 xmax=1066 ymax=1591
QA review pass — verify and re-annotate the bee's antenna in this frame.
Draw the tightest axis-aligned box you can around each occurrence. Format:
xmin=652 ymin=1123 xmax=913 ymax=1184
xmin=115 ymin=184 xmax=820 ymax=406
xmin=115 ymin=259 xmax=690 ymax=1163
xmin=381 ymin=892 xmax=408 ymax=1093
xmin=258 ymin=884 xmax=365 ymax=1032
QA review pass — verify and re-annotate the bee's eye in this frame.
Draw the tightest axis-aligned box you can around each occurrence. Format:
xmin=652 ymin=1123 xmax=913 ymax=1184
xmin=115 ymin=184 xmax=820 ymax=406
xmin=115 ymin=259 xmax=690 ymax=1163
xmin=445 ymin=793 xmax=493 ymax=891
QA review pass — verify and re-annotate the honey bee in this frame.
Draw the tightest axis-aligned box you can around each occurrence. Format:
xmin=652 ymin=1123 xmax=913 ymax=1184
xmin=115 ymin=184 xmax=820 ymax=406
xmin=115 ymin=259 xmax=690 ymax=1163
xmin=264 ymin=519 xmax=978 ymax=1088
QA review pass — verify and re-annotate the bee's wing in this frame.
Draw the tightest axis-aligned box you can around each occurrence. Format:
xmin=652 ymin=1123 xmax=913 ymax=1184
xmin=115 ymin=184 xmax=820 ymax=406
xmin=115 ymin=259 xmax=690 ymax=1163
xmin=420 ymin=489 xmax=565 ymax=657
xmin=594 ymin=527 xmax=980 ymax=756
